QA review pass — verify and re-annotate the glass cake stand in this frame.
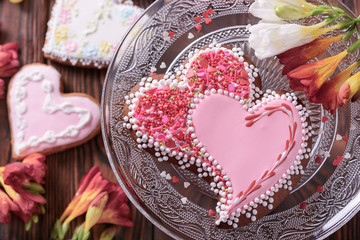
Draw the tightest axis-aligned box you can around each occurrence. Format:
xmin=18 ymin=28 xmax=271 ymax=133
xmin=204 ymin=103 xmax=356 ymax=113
xmin=101 ymin=0 xmax=360 ymax=239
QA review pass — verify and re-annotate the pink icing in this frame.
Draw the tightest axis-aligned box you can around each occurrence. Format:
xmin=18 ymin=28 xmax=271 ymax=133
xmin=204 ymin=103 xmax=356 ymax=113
xmin=192 ymin=93 xmax=303 ymax=213
xmin=8 ymin=65 xmax=100 ymax=158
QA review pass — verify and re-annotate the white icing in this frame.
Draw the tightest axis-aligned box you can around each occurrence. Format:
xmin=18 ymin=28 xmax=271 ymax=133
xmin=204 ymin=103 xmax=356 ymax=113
xmin=13 ymin=70 xmax=92 ymax=154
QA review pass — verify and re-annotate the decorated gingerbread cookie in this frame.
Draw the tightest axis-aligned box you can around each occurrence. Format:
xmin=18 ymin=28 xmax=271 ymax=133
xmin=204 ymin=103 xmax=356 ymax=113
xmin=123 ymin=44 xmax=313 ymax=227
xmin=43 ymin=0 xmax=143 ymax=68
xmin=7 ymin=64 xmax=101 ymax=159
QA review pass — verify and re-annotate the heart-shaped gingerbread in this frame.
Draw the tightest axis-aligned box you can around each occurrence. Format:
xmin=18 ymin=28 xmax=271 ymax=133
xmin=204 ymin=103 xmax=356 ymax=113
xmin=124 ymin=44 xmax=312 ymax=227
xmin=8 ymin=64 xmax=100 ymax=159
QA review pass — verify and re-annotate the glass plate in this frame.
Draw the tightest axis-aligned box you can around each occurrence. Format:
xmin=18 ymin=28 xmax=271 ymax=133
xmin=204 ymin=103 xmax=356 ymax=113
xmin=101 ymin=0 xmax=360 ymax=239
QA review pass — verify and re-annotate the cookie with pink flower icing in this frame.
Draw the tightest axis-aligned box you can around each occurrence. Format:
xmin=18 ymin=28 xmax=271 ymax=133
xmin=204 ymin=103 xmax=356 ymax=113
xmin=43 ymin=0 xmax=143 ymax=68
xmin=123 ymin=44 xmax=313 ymax=227
xmin=7 ymin=64 xmax=101 ymax=159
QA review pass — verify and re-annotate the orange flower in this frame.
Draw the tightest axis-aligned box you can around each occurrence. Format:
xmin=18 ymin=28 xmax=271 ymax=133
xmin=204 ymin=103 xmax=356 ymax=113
xmin=278 ymin=36 xmax=343 ymax=75
xmin=338 ymin=71 xmax=360 ymax=106
xmin=287 ymin=50 xmax=348 ymax=98
xmin=311 ymin=61 xmax=359 ymax=114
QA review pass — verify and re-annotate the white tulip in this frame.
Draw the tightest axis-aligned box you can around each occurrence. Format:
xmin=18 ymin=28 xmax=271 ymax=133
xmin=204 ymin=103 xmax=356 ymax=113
xmin=249 ymin=21 xmax=340 ymax=59
xmin=249 ymin=0 xmax=316 ymax=21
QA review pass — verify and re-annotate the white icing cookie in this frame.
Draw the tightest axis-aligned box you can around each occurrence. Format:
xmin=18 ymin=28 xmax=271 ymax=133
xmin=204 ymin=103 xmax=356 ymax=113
xmin=43 ymin=0 xmax=143 ymax=68
xmin=7 ymin=64 xmax=101 ymax=159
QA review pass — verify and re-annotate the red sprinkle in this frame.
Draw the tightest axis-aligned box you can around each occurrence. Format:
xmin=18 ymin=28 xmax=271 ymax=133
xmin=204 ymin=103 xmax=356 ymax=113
xmin=333 ymin=156 xmax=343 ymax=166
xmin=207 ymin=8 xmax=213 ymax=15
xmin=208 ymin=209 xmax=216 ymax=216
xmin=172 ymin=176 xmax=179 ymax=183
xmin=194 ymin=16 xmax=202 ymax=22
xmin=195 ymin=24 xmax=202 ymax=31
xmin=300 ymin=202 xmax=307 ymax=209
xmin=205 ymin=18 xmax=212 ymax=25
xmin=315 ymin=156 xmax=323 ymax=163
xmin=322 ymin=116 xmax=329 ymax=123
xmin=202 ymin=11 xmax=209 ymax=18
xmin=150 ymin=72 xmax=157 ymax=76
xmin=342 ymin=136 xmax=348 ymax=142
xmin=169 ymin=32 xmax=175 ymax=39
xmin=317 ymin=186 xmax=324 ymax=192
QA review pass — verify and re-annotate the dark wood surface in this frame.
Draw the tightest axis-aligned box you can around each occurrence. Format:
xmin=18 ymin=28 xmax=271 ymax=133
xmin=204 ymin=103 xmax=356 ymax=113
xmin=0 ymin=0 xmax=358 ymax=239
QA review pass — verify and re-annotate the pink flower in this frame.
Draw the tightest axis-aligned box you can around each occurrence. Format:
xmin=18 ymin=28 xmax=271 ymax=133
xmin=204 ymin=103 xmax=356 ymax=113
xmin=0 ymin=79 xmax=4 ymax=99
xmin=64 ymin=41 xmax=78 ymax=54
xmin=0 ymin=154 xmax=47 ymax=225
xmin=59 ymin=9 xmax=72 ymax=25
xmin=0 ymin=42 xmax=20 ymax=78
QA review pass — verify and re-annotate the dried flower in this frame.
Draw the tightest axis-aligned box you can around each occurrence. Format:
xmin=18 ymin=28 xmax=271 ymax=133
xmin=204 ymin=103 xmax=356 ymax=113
xmin=311 ymin=61 xmax=359 ymax=113
xmin=0 ymin=43 xmax=20 ymax=77
xmin=249 ymin=0 xmax=316 ymax=21
xmin=287 ymin=50 xmax=348 ymax=97
xmin=99 ymin=226 xmax=121 ymax=240
xmin=277 ymin=35 xmax=343 ymax=75
xmin=0 ymin=154 xmax=47 ymax=229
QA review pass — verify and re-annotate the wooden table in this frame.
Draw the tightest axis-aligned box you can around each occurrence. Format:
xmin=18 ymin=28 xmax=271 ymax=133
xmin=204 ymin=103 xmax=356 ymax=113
xmin=0 ymin=0 xmax=358 ymax=239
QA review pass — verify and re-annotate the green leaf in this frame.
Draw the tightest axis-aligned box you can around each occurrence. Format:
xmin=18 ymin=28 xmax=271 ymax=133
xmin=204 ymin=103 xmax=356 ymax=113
xmin=348 ymin=39 xmax=360 ymax=54
xmin=25 ymin=220 xmax=32 ymax=232
xmin=32 ymin=214 xmax=39 ymax=223
xmin=339 ymin=20 xmax=355 ymax=29
xmin=311 ymin=9 xmax=326 ymax=16
xmin=333 ymin=7 xmax=346 ymax=15
xmin=344 ymin=26 xmax=356 ymax=42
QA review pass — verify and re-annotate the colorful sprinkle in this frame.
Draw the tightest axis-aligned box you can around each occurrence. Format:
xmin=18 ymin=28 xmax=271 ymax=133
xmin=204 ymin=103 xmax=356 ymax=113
xmin=333 ymin=156 xmax=343 ymax=166
xmin=209 ymin=209 xmax=216 ymax=216
xmin=194 ymin=16 xmax=202 ymax=23
xmin=205 ymin=18 xmax=212 ymax=25
xmin=169 ymin=32 xmax=175 ymax=39
xmin=322 ymin=116 xmax=329 ymax=123
xmin=172 ymin=176 xmax=179 ymax=183
xmin=195 ymin=24 xmax=202 ymax=31
xmin=315 ymin=156 xmax=323 ymax=163
xmin=342 ymin=136 xmax=348 ymax=142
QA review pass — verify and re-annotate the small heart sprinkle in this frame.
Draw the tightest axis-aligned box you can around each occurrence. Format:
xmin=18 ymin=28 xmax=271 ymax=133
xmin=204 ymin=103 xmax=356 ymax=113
xmin=317 ymin=186 xmax=324 ymax=192
xmin=350 ymin=124 xmax=356 ymax=130
xmin=324 ymin=151 xmax=330 ymax=158
xmin=202 ymin=11 xmax=209 ymax=18
xmin=333 ymin=156 xmax=343 ymax=166
xmin=322 ymin=116 xmax=329 ymax=123
xmin=208 ymin=209 xmax=216 ymax=216
xmin=207 ymin=8 xmax=213 ymax=15
xmin=150 ymin=72 xmax=157 ymax=76
xmin=195 ymin=24 xmax=202 ymax=31
xmin=188 ymin=32 xmax=194 ymax=39
xmin=342 ymin=136 xmax=348 ymax=142
xmin=150 ymin=66 xmax=157 ymax=73
xmin=344 ymin=152 xmax=351 ymax=159
xmin=300 ymin=202 xmax=307 ymax=209
xmin=160 ymin=171 xmax=167 ymax=178
xmin=172 ymin=176 xmax=179 ymax=183
xmin=335 ymin=134 xmax=342 ymax=141
xmin=166 ymin=173 xmax=172 ymax=180
xmin=205 ymin=18 xmax=212 ymax=24
xmin=194 ymin=16 xmax=201 ymax=22
xmin=315 ymin=156 xmax=323 ymax=163
xmin=181 ymin=197 xmax=188 ymax=204
xmin=318 ymin=128 xmax=325 ymax=134
xmin=184 ymin=182 xmax=190 ymax=188
xmin=168 ymin=32 xmax=175 ymax=39
xmin=160 ymin=62 xmax=166 ymax=69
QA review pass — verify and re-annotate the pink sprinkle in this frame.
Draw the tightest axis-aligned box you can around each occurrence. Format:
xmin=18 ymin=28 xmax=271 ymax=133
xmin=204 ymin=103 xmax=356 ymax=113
xmin=157 ymin=134 xmax=166 ymax=141
xmin=185 ymin=68 xmax=195 ymax=79
xmin=162 ymin=116 xmax=169 ymax=123
xmin=197 ymin=72 xmax=205 ymax=77
xmin=228 ymin=84 xmax=235 ymax=92
xmin=218 ymin=65 xmax=226 ymax=72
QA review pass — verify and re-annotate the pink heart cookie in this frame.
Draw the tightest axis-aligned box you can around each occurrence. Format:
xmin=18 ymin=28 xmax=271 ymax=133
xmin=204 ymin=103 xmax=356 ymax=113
xmin=8 ymin=64 xmax=100 ymax=159
xmin=124 ymin=44 xmax=312 ymax=227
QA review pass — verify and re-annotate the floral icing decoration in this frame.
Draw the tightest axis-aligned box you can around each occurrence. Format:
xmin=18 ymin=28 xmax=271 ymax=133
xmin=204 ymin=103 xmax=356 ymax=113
xmin=248 ymin=0 xmax=360 ymax=114
xmin=51 ymin=166 xmax=133 ymax=240
xmin=124 ymin=44 xmax=313 ymax=227
xmin=0 ymin=153 xmax=47 ymax=231
xmin=43 ymin=0 xmax=143 ymax=68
